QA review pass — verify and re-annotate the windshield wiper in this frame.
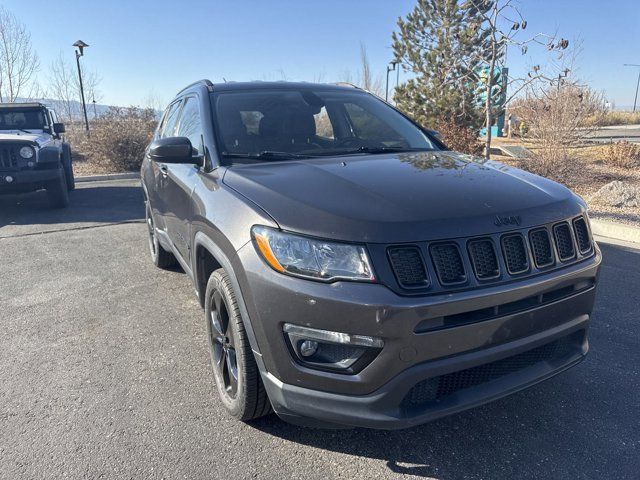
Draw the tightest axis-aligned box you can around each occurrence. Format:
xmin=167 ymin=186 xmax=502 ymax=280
xmin=222 ymin=151 xmax=313 ymax=160
xmin=307 ymin=146 xmax=434 ymax=156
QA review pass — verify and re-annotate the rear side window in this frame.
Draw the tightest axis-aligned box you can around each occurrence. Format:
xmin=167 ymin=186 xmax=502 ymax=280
xmin=160 ymin=101 xmax=182 ymax=138
xmin=176 ymin=97 xmax=203 ymax=154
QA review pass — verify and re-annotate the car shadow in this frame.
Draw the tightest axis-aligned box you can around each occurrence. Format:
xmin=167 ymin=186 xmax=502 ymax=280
xmin=249 ymin=241 xmax=639 ymax=479
xmin=0 ymin=182 xmax=144 ymax=231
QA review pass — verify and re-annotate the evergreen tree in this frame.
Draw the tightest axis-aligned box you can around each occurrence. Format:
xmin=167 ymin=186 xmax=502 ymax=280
xmin=392 ymin=0 xmax=494 ymax=130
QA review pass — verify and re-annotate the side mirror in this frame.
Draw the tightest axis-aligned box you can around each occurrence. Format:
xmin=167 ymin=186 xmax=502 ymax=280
xmin=53 ymin=123 xmax=66 ymax=134
xmin=149 ymin=137 xmax=203 ymax=166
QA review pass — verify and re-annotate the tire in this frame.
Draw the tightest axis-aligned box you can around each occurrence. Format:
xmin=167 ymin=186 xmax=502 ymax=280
xmin=205 ymin=268 xmax=272 ymax=421
xmin=62 ymin=144 xmax=75 ymax=191
xmin=46 ymin=169 xmax=70 ymax=208
xmin=145 ymin=202 xmax=176 ymax=269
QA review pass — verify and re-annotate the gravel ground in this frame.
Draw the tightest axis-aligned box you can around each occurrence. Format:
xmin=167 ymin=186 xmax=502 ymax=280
xmin=1 ymin=180 xmax=639 ymax=479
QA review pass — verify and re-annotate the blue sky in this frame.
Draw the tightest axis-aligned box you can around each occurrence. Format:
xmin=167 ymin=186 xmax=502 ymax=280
xmin=4 ymin=0 xmax=640 ymax=108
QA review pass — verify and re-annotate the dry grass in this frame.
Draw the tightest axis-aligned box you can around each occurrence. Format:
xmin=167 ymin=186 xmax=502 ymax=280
xmin=490 ymin=137 xmax=640 ymax=226
xmin=585 ymin=110 xmax=640 ymax=127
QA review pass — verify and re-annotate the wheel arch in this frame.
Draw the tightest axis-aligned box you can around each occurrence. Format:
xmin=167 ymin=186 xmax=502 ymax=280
xmin=193 ymin=231 xmax=266 ymax=370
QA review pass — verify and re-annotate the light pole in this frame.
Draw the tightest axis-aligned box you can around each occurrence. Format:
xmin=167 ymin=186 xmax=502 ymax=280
xmin=73 ymin=40 xmax=90 ymax=134
xmin=385 ymin=61 xmax=398 ymax=102
xmin=623 ymin=64 xmax=640 ymax=112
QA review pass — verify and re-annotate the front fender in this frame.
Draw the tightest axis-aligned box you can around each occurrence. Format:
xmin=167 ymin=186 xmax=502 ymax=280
xmin=38 ymin=145 xmax=62 ymax=167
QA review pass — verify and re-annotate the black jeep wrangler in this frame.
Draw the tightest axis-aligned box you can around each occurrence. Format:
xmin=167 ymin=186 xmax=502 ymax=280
xmin=0 ymin=102 xmax=75 ymax=208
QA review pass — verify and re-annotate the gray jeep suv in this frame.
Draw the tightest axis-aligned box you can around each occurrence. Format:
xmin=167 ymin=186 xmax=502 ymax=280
xmin=0 ymin=102 xmax=74 ymax=208
xmin=141 ymin=80 xmax=601 ymax=429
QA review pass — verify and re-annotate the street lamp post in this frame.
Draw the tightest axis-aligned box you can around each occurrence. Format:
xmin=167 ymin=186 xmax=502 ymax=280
xmin=385 ymin=61 xmax=398 ymax=102
xmin=623 ymin=64 xmax=640 ymax=112
xmin=73 ymin=40 xmax=90 ymax=134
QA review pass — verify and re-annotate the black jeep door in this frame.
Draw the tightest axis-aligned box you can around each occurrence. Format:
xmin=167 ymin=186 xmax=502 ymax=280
xmin=163 ymin=95 xmax=203 ymax=265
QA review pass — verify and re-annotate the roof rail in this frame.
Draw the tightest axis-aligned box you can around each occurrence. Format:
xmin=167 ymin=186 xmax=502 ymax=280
xmin=176 ymin=79 xmax=214 ymax=95
xmin=333 ymin=82 xmax=361 ymax=89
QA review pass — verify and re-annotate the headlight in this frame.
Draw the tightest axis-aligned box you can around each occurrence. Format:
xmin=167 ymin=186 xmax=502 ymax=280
xmin=19 ymin=146 xmax=35 ymax=159
xmin=251 ymin=225 xmax=375 ymax=282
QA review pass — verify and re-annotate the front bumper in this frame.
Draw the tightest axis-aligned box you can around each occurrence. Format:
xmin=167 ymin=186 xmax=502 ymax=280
xmin=236 ymin=242 xmax=601 ymax=429
xmin=0 ymin=168 xmax=61 ymax=194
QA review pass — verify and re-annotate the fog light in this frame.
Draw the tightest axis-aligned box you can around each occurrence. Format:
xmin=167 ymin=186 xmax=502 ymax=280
xmin=283 ymin=323 xmax=383 ymax=374
xmin=5 ymin=175 xmax=13 ymax=183
xmin=299 ymin=340 xmax=318 ymax=357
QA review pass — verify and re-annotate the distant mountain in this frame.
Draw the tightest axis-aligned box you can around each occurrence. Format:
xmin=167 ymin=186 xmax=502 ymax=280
xmin=15 ymin=97 xmax=111 ymax=120
xmin=12 ymin=97 xmax=161 ymax=120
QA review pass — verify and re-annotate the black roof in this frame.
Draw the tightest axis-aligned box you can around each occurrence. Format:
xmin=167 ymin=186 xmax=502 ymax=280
xmin=178 ymin=79 xmax=361 ymax=95
xmin=0 ymin=102 xmax=47 ymax=109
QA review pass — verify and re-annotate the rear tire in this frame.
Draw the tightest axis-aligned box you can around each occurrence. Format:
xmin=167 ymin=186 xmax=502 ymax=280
xmin=46 ymin=170 xmax=69 ymax=209
xmin=146 ymin=202 xmax=176 ymax=269
xmin=205 ymin=268 xmax=272 ymax=421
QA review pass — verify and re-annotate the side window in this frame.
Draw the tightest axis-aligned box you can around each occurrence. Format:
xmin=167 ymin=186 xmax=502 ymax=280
xmin=314 ymin=106 xmax=334 ymax=139
xmin=344 ymin=103 xmax=400 ymax=142
xmin=160 ymin=101 xmax=182 ymax=138
xmin=176 ymin=96 xmax=203 ymax=154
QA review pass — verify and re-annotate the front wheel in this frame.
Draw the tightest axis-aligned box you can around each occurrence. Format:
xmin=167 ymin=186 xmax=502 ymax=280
xmin=62 ymin=145 xmax=75 ymax=191
xmin=205 ymin=268 xmax=272 ymax=421
xmin=46 ymin=170 xmax=69 ymax=209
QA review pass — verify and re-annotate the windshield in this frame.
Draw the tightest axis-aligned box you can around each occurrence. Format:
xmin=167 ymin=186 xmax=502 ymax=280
xmin=0 ymin=108 xmax=47 ymax=130
xmin=211 ymin=88 xmax=438 ymax=164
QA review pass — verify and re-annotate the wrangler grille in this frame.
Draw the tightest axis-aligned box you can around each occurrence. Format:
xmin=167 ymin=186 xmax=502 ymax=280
xmin=501 ymin=234 xmax=529 ymax=274
xmin=554 ymin=223 xmax=575 ymax=261
xmin=468 ymin=239 xmax=500 ymax=280
xmin=430 ymin=243 xmax=466 ymax=285
xmin=388 ymin=247 xmax=429 ymax=288
xmin=0 ymin=146 xmax=18 ymax=170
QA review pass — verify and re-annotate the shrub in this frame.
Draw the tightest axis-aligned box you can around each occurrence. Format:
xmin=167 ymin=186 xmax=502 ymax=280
xmin=603 ymin=141 xmax=640 ymax=169
xmin=67 ymin=106 xmax=158 ymax=173
xmin=433 ymin=115 xmax=483 ymax=156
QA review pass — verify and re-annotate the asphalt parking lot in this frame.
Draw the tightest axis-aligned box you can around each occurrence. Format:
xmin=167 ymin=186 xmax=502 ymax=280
xmin=1 ymin=179 xmax=639 ymax=480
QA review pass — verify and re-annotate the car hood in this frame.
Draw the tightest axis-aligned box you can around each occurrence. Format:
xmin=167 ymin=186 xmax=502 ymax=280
xmin=0 ymin=130 xmax=49 ymax=146
xmin=222 ymin=151 xmax=586 ymax=243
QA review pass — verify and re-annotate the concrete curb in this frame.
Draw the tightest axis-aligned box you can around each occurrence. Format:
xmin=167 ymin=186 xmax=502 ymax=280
xmin=75 ymin=172 xmax=140 ymax=183
xmin=590 ymin=219 xmax=640 ymax=244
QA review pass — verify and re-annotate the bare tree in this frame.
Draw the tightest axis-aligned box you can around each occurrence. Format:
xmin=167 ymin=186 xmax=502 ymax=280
xmin=358 ymin=43 xmax=383 ymax=97
xmin=48 ymin=51 xmax=102 ymax=121
xmin=0 ymin=6 xmax=39 ymax=102
xmin=466 ymin=0 xmax=569 ymax=157
xmin=339 ymin=44 xmax=384 ymax=97
xmin=512 ymin=79 xmax=605 ymax=175
xmin=49 ymin=53 xmax=77 ymax=121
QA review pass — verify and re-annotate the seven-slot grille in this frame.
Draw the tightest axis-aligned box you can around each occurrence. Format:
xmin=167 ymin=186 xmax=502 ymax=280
xmin=388 ymin=246 xmax=429 ymax=288
xmin=553 ymin=222 xmax=576 ymax=261
xmin=573 ymin=217 xmax=592 ymax=254
xmin=529 ymin=228 xmax=554 ymax=268
xmin=430 ymin=243 xmax=466 ymax=284
xmin=468 ymin=239 xmax=500 ymax=280
xmin=386 ymin=215 xmax=593 ymax=290
xmin=501 ymin=234 xmax=529 ymax=274
xmin=0 ymin=146 xmax=18 ymax=170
